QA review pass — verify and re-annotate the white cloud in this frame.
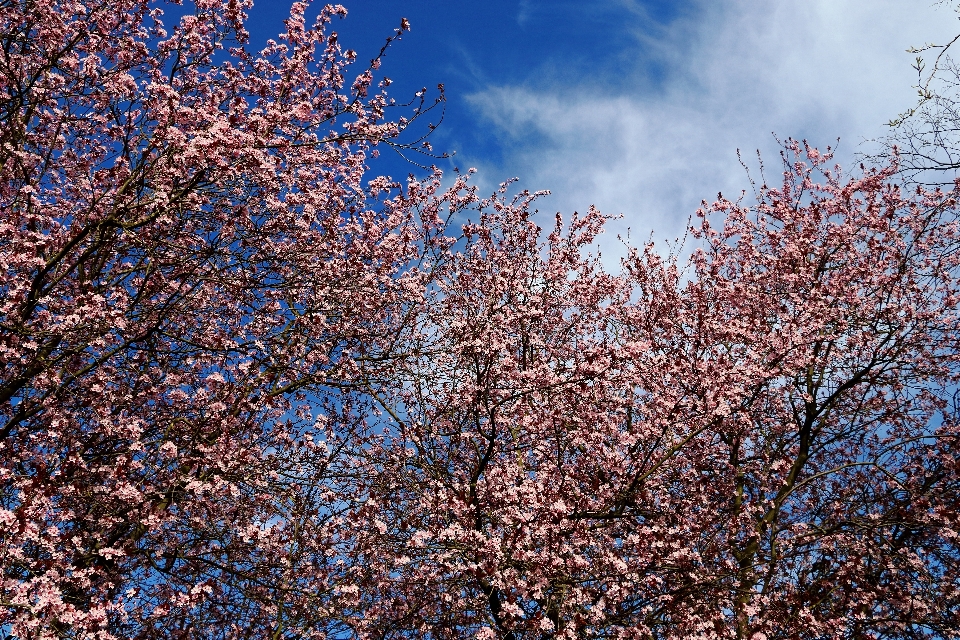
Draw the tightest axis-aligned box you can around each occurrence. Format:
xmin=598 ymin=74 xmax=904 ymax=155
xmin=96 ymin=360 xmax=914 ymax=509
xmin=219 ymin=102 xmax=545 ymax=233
xmin=464 ymin=0 xmax=959 ymax=245
xmin=517 ymin=0 xmax=533 ymax=25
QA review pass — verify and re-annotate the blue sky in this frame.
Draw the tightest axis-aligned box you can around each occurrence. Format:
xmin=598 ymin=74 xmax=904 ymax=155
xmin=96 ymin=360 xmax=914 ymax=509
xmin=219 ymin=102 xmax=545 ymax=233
xmin=244 ymin=0 xmax=959 ymax=244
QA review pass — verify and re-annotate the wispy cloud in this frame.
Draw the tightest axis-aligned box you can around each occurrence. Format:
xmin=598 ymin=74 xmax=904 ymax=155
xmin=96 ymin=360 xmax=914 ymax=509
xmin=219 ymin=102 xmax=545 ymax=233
xmin=516 ymin=0 xmax=532 ymax=26
xmin=464 ymin=0 xmax=959 ymax=244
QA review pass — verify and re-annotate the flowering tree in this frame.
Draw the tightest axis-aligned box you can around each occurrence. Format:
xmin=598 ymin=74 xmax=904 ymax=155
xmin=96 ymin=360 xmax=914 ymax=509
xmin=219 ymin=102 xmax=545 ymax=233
xmin=354 ymin=147 xmax=960 ymax=639
xmin=0 ymin=0 xmax=451 ymax=637
xmin=3 ymin=0 xmax=960 ymax=637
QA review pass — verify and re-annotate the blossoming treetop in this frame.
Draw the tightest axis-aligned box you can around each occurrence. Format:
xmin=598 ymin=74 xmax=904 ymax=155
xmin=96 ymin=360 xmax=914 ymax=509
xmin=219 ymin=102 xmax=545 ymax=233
xmin=2 ymin=1 xmax=960 ymax=638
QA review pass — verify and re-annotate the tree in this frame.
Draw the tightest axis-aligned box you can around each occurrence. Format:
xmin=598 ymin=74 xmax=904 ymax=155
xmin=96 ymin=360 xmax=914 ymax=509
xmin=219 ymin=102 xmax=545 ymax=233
xmin=0 ymin=0 xmax=449 ymax=637
xmin=880 ymin=1 xmax=960 ymax=185
xmin=4 ymin=0 xmax=960 ymax=637
xmin=354 ymin=144 xmax=960 ymax=639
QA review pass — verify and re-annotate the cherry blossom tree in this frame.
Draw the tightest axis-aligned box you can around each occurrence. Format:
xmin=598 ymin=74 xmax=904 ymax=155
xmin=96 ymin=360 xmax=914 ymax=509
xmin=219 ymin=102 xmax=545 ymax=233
xmin=355 ymin=146 xmax=960 ymax=639
xmin=4 ymin=0 xmax=960 ymax=637
xmin=0 ymin=0 xmax=450 ymax=637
